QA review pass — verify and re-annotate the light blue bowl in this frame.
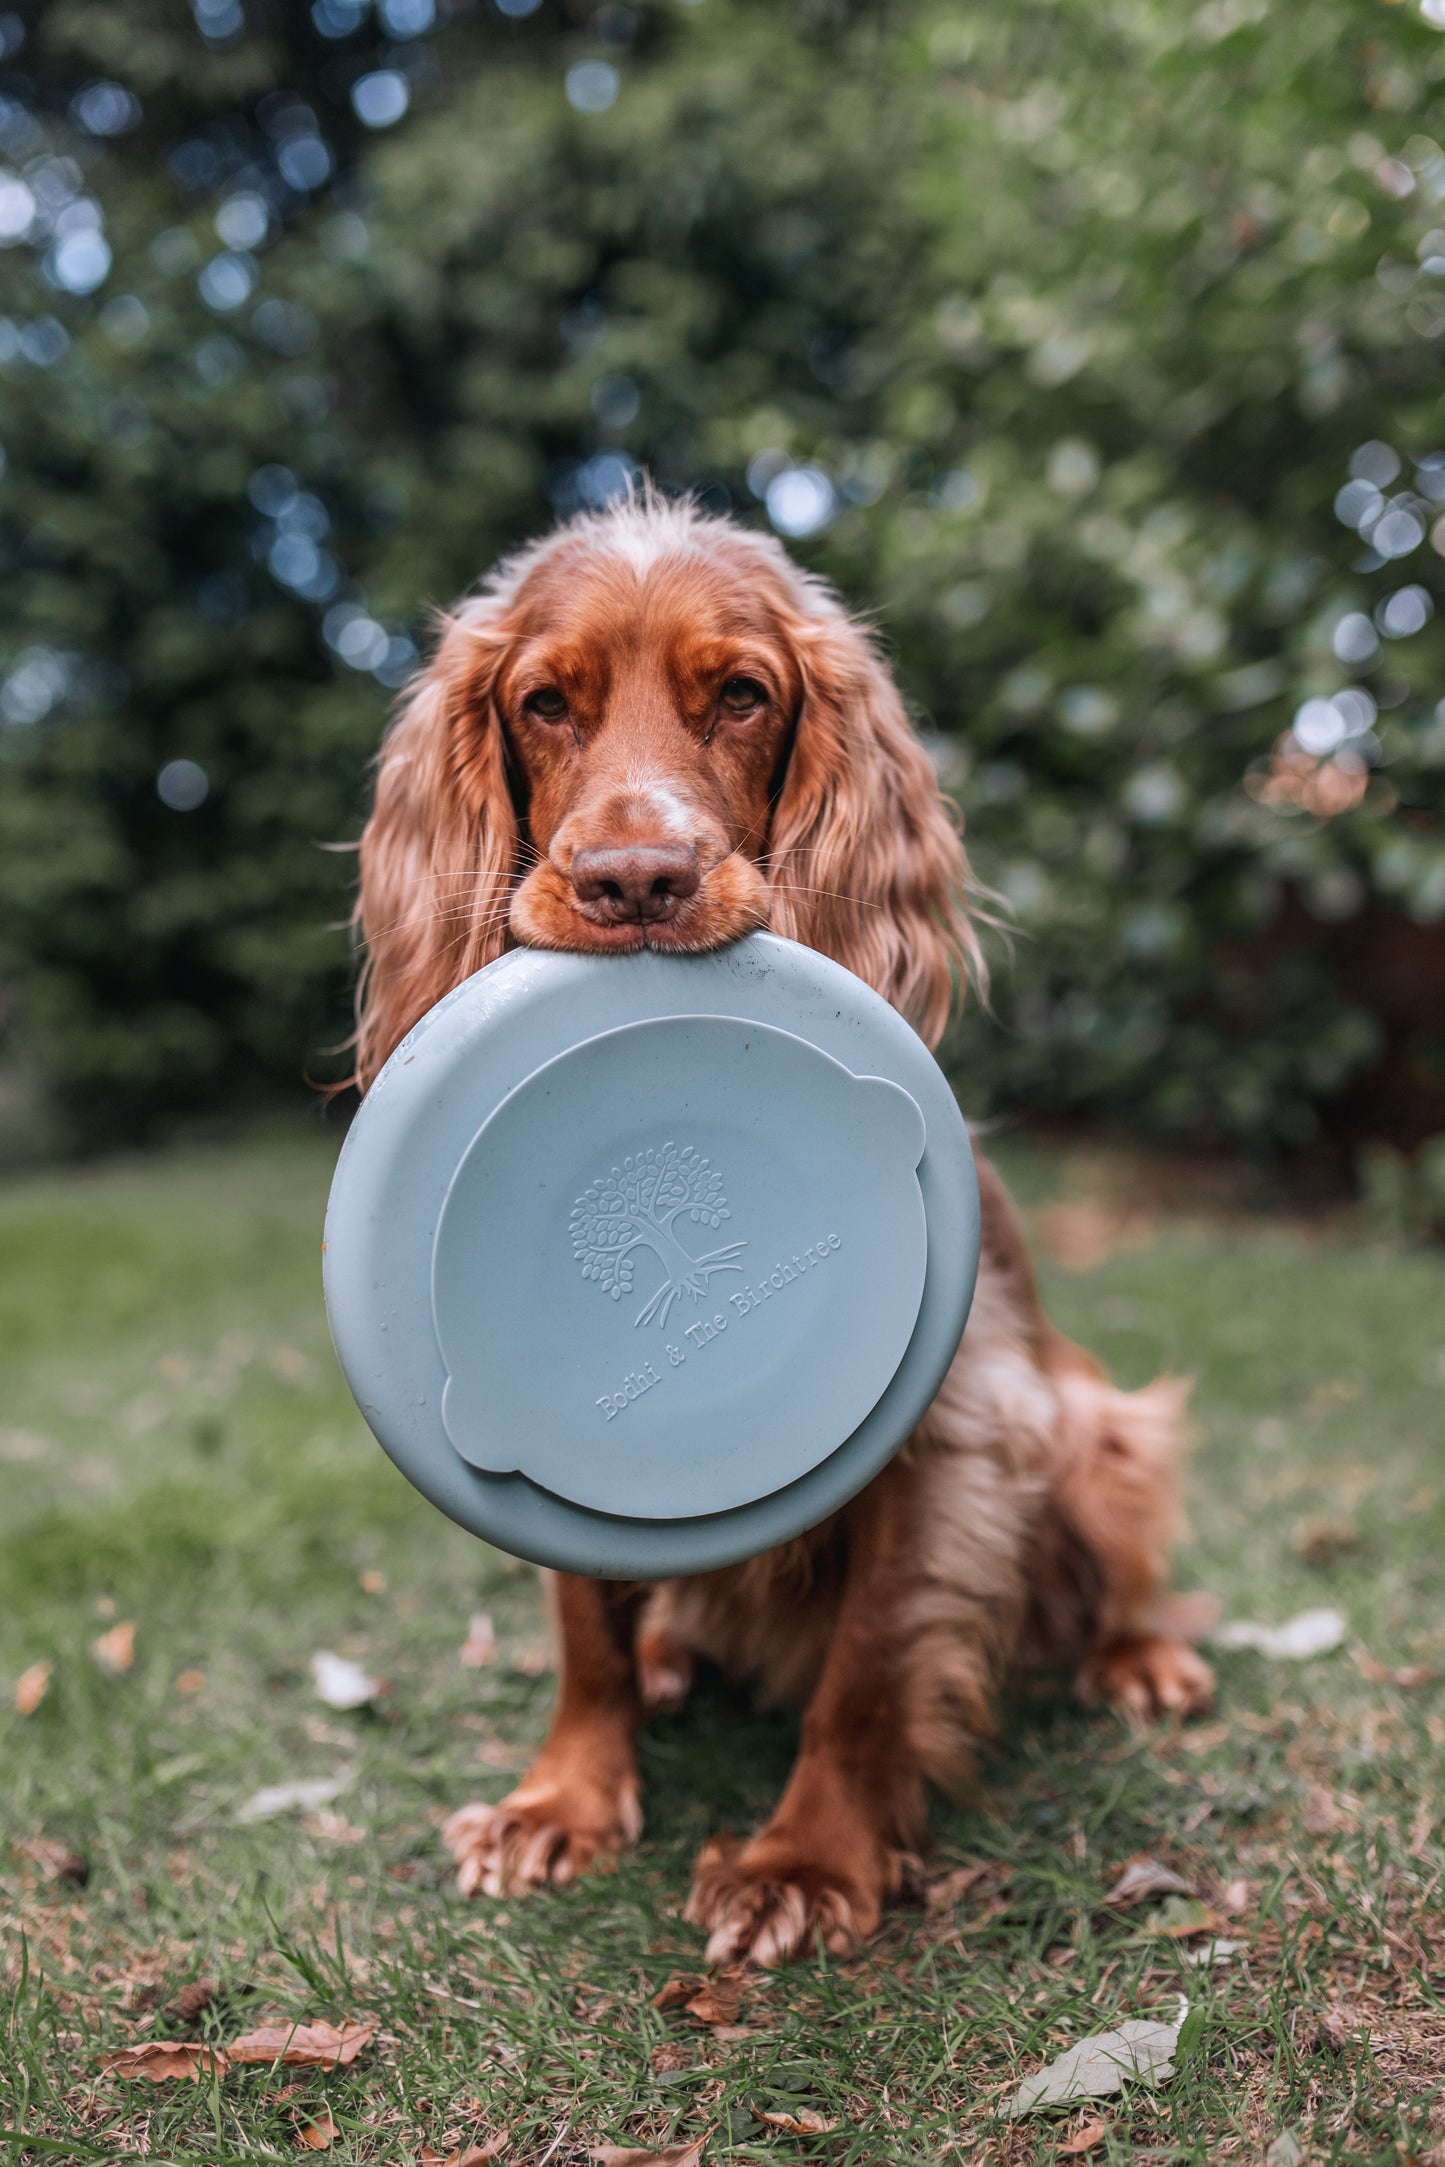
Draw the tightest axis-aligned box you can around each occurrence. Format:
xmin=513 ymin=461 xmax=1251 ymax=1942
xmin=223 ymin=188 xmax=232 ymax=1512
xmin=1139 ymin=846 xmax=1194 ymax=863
xmin=323 ymin=933 xmax=979 ymax=1578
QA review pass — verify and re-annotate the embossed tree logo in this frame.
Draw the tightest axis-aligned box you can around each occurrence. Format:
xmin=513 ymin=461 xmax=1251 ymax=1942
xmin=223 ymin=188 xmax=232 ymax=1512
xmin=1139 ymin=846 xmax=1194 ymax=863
xmin=570 ymin=1143 xmax=747 ymax=1329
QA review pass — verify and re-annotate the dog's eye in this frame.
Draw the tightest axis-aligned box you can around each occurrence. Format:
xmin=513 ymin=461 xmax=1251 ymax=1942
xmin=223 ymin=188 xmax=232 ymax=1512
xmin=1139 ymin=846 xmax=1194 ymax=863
xmin=719 ymin=677 xmax=766 ymax=714
xmin=524 ymin=687 xmax=569 ymax=720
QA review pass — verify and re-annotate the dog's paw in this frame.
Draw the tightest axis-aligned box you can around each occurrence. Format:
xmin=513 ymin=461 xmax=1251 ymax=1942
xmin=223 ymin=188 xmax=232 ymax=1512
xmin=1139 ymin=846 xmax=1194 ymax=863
xmin=444 ymin=1778 xmax=642 ymax=1898
xmin=1078 ymin=1634 xmax=1215 ymax=1726
xmin=684 ymin=1833 xmax=881 ymax=1967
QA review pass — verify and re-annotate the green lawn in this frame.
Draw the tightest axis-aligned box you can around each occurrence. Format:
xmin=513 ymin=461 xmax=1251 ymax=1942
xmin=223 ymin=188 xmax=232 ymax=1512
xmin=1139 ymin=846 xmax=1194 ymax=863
xmin=2 ymin=1125 xmax=1443 ymax=2166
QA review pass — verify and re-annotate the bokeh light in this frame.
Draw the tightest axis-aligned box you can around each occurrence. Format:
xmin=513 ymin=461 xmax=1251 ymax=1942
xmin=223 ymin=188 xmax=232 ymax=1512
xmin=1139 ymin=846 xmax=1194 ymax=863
xmin=351 ymin=72 xmax=410 ymax=128
xmin=565 ymin=61 xmax=620 ymax=113
xmin=764 ymin=466 xmax=835 ymax=539
xmin=156 ymin=759 xmax=209 ymax=811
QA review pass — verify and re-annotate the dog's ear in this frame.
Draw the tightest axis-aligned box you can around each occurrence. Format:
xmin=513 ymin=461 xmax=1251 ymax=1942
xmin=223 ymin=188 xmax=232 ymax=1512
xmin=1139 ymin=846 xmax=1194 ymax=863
xmin=353 ymin=600 xmax=517 ymax=1089
xmin=765 ymin=603 xmax=980 ymax=1048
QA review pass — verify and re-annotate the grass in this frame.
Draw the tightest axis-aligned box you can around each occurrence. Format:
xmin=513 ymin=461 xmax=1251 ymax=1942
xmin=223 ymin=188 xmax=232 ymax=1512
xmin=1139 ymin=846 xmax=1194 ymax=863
xmin=2 ymin=1120 xmax=1443 ymax=2165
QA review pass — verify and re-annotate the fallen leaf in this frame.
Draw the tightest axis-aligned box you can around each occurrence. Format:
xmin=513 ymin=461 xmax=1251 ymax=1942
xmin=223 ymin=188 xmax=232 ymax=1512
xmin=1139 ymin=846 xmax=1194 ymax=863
xmin=238 ymin=1775 xmax=350 ymax=1822
xmin=1059 ymin=2118 xmax=1107 ymax=2156
xmin=1317 ymin=2012 xmax=1349 ymax=2054
xmin=1143 ymin=1896 xmax=1224 ymax=1940
xmin=91 ymin=1620 xmax=137 ymax=1673
xmin=170 ymin=1978 xmax=220 ymax=2023
xmin=1352 ymin=1649 xmax=1433 ymax=1689
xmin=758 ymin=2108 xmax=838 ymax=2134
xmin=175 ymin=1668 xmax=207 ymax=1695
xmin=684 ymin=1980 xmax=740 ymax=2029
xmin=228 ymin=2019 xmax=375 ymax=2069
xmin=13 ymin=1836 xmax=88 ymax=1886
xmin=925 ymin=1859 xmax=995 ymax=1911
xmin=1179 ymin=1938 xmax=1243 ymax=1967
xmin=1293 ymin=1517 xmax=1360 ymax=1566
xmin=652 ymin=1975 xmax=704 ymax=2011
xmin=303 ymin=1810 xmax=367 ymax=1845
xmin=1265 ymin=2133 xmax=1303 ymax=2167
xmin=14 ymin=1659 xmax=52 ymax=1716
xmin=459 ymin=1612 xmax=497 ymax=1668
xmin=1002 ymin=2002 xmax=1187 ymax=2117
xmin=294 ymin=2108 xmax=338 ymax=2151
xmin=359 ymin=1569 xmax=387 ymax=1594
xmin=590 ymin=2142 xmax=707 ymax=2167
xmin=311 ymin=1650 xmax=380 ymax=1710
xmin=98 ymin=2042 xmax=230 ymax=2083
xmin=429 ymin=2142 xmax=506 ymax=2167
xmin=1102 ymin=1854 xmax=1193 ymax=1909
xmin=1213 ymin=1608 xmax=1346 ymax=1659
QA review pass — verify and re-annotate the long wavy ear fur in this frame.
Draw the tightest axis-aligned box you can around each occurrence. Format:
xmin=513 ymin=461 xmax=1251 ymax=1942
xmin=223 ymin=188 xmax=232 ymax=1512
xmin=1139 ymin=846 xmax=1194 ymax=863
xmin=765 ymin=602 xmax=980 ymax=1047
xmin=353 ymin=601 xmax=517 ymax=1089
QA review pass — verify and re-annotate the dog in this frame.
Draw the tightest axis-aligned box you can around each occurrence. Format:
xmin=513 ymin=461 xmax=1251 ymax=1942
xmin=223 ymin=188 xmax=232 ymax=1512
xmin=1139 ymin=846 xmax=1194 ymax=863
xmin=353 ymin=491 xmax=1214 ymax=1968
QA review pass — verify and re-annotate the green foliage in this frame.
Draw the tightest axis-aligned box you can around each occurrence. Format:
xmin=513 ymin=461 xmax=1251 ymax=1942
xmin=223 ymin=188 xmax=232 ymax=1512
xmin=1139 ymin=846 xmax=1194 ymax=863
xmin=1 ymin=0 xmax=1444 ymax=1151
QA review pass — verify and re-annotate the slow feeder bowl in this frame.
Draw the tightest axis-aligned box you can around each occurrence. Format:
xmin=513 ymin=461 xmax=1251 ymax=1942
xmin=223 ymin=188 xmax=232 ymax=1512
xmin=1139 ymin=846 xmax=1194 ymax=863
xmin=324 ymin=932 xmax=980 ymax=1579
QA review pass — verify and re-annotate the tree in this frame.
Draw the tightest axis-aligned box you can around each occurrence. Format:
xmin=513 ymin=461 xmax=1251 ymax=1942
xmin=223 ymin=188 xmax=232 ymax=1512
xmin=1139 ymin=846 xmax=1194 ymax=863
xmin=570 ymin=1143 xmax=745 ymax=1330
xmin=3 ymin=0 xmax=1445 ymax=1162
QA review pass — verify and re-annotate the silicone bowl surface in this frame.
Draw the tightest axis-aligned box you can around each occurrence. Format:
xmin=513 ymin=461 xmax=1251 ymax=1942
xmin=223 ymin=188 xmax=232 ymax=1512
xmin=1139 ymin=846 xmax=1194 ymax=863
xmin=323 ymin=933 xmax=979 ymax=1577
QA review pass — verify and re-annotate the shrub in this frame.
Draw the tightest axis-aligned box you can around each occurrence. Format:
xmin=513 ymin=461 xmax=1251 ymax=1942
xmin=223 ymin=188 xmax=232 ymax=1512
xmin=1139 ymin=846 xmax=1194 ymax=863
xmin=1 ymin=0 xmax=1442 ymax=1160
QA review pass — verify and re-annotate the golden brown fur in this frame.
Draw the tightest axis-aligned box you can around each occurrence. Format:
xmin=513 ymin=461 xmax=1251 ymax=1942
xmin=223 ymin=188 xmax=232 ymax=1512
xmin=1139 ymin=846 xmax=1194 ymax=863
xmin=355 ymin=492 xmax=1213 ymax=1967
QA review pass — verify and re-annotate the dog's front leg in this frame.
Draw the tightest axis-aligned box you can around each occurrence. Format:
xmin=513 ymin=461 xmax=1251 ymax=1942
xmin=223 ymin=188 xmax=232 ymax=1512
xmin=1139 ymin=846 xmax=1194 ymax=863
xmin=685 ymin=1464 xmax=925 ymax=1966
xmin=445 ymin=1572 xmax=643 ymax=1896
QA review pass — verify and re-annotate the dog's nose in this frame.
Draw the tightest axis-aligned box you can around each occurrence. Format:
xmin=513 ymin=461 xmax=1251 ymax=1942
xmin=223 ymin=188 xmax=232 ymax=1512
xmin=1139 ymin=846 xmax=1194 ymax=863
xmin=570 ymin=843 xmax=701 ymax=923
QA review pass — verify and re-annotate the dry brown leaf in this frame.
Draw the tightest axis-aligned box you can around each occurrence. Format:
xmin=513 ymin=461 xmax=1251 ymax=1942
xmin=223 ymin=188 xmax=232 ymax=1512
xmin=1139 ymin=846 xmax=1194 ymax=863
xmin=426 ymin=2142 xmax=506 ymax=2167
xmin=99 ymin=2041 xmax=230 ymax=2083
xmin=294 ymin=2108 xmax=338 ymax=2151
xmin=1352 ymin=1649 xmax=1434 ymax=1689
xmin=1059 ymin=2116 xmax=1107 ymax=2156
xmin=590 ymin=2141 xmax=708 ymax=2167
xmin=92 ymin=1620 xmax=137 ymax=1673
xmin=1102 ymin=1854 xmax=1194 ymax=1908
xmin=683 ymin=1980 xmax=740 ymax=2029
xmin=170 ymin=1978 xmax=220 ymax=2023
xmin=359 ymin=1568 xmax=387 ymax=1594
xmin=13 ymin=1835 xmax=88 ymax=1886
xmin=758 ymin=2108 xmax=838 ymax=2135
xmin=458 ymin=1612 xmax=497 ymax=1668
xmin=227 ymin=2019 xmax=375 ymax=2069
xmin=303 ymin=1810 xmax=367 ymax=1845
xmin=175 ymin=1667 xmax=207 ymax=1695
xmin=925 ymin=1860 xmax=996 ymax=1912
xmin=14 ymin=1659 xmax=52 ymax=1716
xmin=1293 ymin=1517 xmax=1361 ymax=1566
xmin=652 ymin=1972 xmax=742 ymax=2033
xmin=1317 ymin=2012 xmax=1349 ymax=2054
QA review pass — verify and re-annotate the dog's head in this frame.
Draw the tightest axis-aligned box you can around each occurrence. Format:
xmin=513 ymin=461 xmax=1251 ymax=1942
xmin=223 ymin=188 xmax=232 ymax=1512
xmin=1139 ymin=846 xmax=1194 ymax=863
xmin=354 ymin=494 xmax=978 ymax=1086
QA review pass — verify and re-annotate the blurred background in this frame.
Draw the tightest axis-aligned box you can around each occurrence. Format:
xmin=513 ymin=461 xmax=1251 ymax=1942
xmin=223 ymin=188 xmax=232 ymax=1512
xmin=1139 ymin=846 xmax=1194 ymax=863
xmin=3 ymin=0 xmax=1445 ymax=1197
xmin=5 ymin=15 xmax=1445 ymax=2151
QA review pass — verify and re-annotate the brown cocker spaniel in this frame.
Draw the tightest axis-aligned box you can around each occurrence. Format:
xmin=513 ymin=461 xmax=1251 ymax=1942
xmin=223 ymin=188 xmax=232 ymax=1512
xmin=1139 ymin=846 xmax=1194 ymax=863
xmin=354 ymin=492 xmax=1213 ymax=1969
